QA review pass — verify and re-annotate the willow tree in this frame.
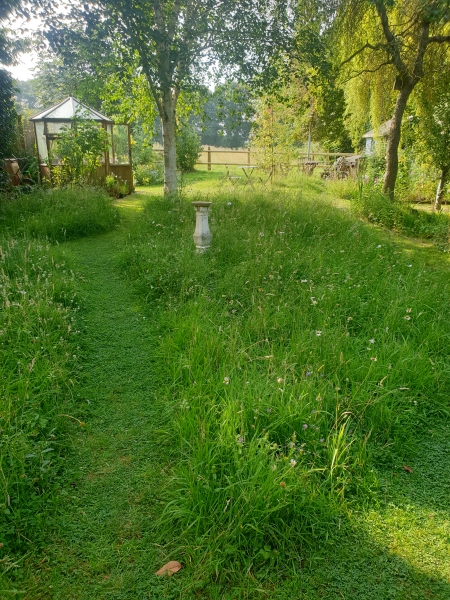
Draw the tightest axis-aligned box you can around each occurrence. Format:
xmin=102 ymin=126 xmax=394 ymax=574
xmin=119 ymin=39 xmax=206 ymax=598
xmin=412 ymin=49 xmax=450 ymax=210
xmin=336 ymin=0 xmax=450 ymax=198
xmin=45 ymin=0 xmax=293 ymax=195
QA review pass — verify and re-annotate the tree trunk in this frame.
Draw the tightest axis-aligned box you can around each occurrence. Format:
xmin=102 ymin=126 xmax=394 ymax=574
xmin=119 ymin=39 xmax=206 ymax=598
xmin=382 ymin=85 xmax=413 ymax=199
xmin=434 ymin=165 xmax=449 ymax=211
xmin=160 ymin=88 xmax=178 ymax=196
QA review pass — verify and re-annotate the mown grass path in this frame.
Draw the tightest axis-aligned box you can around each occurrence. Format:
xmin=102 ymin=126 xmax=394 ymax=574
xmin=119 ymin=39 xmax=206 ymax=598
xmin=25 ymin=196 xmax=170 ymax=599
xmin=21 ymin=193 xmax=450 ymax=600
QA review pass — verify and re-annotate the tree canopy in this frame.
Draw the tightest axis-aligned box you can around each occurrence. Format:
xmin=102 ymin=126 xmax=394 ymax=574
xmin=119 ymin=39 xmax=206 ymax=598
xmin=42 ymin=0 xmax=294 ymax=194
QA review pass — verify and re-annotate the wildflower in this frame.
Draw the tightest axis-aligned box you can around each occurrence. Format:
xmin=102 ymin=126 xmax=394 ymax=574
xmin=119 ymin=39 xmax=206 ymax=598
xmin=223 ymin=376 xmax=230 ymax=384
xmin=227 ymin=202 xmax=232 ymax=206
xmin=280 ymin=481 xmax=286 ymax=488
xmin=370 ymin=357 xmax=377 ymax=362
xmin=237 ymin=436 xmax=245 ymax=444
xmin=277 ymin=377 xmax=283 ymax=384
xmin=266 ymin=408 xmax=272 ymax=413
xmin=259 ymin=232 xmax=264 ymax=237
xmin=271 ymin=464 xmax=277 ymax=471
xmin=407 ymin=264 xmax=412 ymax=268
xmin=347 ymin=316 xmax=353 ymax=321
xmin=301 ymin=279 xmax=308 ymax=283
xmin=319 ymin=438 xmax=325 ymax=443
xmin=305 ymin=371 xmax=312 ymax=377
xmin=413 ymin=400 xmax=418 ymax=405
xmin=315 ymin=330 xmax=322 ymax=337
xmin=376 ymin=245 xmax=382 ymax=248
xmin=404 ymin=315 xmax=411 ymax=321
xmin=406 ymin=308 xmax=412 ymax=313
xmin=302 ymin=424 xmax=308 ymax=430
xmin=290 ymin=459 xmax=297 ymax=467
xmin=269 ymin=274 xmax=274 ymax=280
xmin=80 ymin=422 xmax=85 ymax=427
xmin=369 ymin=339 xmax=375 ymax=344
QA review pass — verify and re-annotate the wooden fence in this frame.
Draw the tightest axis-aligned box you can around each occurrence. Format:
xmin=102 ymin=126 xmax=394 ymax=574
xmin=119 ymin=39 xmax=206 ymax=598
xmin=154 ymin=146 xmax=355 ymax=170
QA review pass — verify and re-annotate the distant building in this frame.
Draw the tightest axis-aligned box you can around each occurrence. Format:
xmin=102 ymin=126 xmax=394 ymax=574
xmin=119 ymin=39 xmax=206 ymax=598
xmin=362 ymin=119 xmax=392 ymax=154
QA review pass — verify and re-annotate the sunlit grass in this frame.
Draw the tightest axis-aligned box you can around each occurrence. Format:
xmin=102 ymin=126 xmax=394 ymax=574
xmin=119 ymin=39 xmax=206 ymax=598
xmin=120 ymin=185 xmax=450 ymax=582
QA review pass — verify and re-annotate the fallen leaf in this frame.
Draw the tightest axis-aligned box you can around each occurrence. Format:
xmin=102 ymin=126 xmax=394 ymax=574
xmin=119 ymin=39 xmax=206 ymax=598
xmin=155 ymin=561 xmax=182 ymax=576
xmin=402 ymin=465 xmax=413 ymax=473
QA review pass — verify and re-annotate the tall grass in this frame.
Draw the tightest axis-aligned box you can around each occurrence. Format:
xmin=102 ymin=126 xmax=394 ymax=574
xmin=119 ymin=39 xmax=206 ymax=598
xmin=120 ymin=188 xmax=450 ymax=580
xmin=0 ymin=186 xmax=118 ymax=554
xmin=0 ymin=186 xmax=119 ymax=242
xmin=352 ymin=184 xmax=450 ymax=250
xmin=0 ymin=238 xmax=81 ymax=552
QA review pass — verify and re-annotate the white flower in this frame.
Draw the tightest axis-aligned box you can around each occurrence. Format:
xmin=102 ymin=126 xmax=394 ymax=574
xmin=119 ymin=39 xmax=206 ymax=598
xmin=316 ymin=330 xmax=322 ymax=337
xmin=369 ymin=338 xmax=375 ymax=344
xmin=370 ymin=357 xmax=377 ymax=362
xmin=223 ymin=376 xmax=230 ymax=384
xmin=277 ymin=377 xmax=283 ymax=384
xmin=290 ymin=459 xmax=297 ymax=467
xmin=404 ymin=315 xmax=411 ymax=321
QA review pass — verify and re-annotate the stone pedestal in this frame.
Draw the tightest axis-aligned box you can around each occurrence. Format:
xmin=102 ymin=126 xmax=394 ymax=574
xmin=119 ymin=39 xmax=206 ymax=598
xmin=192 ymin=201 xmax=212 ymax=253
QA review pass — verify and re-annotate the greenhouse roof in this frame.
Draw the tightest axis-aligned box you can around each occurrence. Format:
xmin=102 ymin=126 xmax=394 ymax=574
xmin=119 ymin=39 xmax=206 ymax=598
xmin=30 ymin=97 xmax=113 ymax=123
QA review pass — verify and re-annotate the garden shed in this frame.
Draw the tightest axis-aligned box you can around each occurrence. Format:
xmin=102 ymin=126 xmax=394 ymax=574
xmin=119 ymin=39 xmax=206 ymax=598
xmin=362 ymin=119 xmax=392 ymax=155
xmin=30 ymin=97 xmax=133 ymax=193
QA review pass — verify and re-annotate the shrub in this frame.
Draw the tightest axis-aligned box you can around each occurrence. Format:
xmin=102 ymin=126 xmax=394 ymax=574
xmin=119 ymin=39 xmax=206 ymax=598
xmin=104 ymin=174 xmax=128 ymax=198
xmin=53 ymin=116 xmax=108 ymax=185
xmin=176 ymin=125 xmax=201 ymax=173
xmin=134 ymin=163 xmax=164 ymax=186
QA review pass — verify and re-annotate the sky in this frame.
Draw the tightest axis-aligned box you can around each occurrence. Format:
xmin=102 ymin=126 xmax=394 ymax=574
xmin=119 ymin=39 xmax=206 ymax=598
xmin=4 ymin=15 xmax=41 ymax=81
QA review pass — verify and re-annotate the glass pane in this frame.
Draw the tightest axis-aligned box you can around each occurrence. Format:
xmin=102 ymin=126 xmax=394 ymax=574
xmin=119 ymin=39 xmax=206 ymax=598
xmin=35 ymin=121 xmax=48 ymax=162
xmin=111 ymin=125 xmax=130 ymax=164
xmin=46 ymin=122 xmax=69 ymax=134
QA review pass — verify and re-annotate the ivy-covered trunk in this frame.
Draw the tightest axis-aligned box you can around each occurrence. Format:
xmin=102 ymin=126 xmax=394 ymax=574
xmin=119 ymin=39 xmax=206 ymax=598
xmin=434 ymin=165 xmax=449 ymax=211
xmin=382 ymin=85 xmax=413 ymax=200
xmin=160 ymin=88 xmax=178 ymax=196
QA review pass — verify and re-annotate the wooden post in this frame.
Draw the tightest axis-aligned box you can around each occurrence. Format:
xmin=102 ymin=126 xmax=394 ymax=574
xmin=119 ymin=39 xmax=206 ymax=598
xmin=207 ymin=146 xmax=211 ymax=171
xmin=247 ymin=148 xmax=250 ymax=166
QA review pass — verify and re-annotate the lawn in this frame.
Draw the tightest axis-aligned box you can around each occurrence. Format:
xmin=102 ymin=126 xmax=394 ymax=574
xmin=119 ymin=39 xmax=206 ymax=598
xmin=1 ymin=173 xmax=450 ymax=598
